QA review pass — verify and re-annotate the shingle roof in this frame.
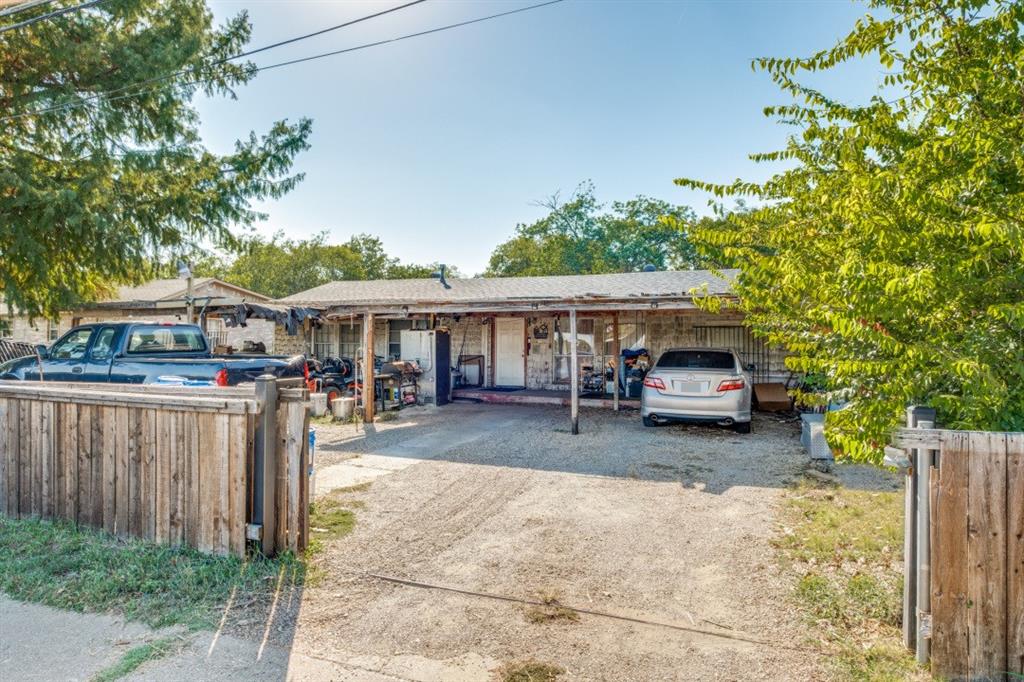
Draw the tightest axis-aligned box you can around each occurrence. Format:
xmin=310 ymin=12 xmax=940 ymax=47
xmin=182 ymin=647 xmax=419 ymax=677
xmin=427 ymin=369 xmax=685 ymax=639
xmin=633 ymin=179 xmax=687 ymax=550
xmin=112 ymin=278 xmax=215 ymax=302
xmin=109 ymin=278 xmax=269 ymax=304
xmin=281 ymin=269 xmax=738 ymax=307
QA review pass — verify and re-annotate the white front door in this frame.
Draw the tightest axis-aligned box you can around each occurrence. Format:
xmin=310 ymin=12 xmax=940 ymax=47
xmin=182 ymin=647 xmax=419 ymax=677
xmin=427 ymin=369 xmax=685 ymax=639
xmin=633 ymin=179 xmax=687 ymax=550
xmin=494 ymin=317 xmax=526 ymax=386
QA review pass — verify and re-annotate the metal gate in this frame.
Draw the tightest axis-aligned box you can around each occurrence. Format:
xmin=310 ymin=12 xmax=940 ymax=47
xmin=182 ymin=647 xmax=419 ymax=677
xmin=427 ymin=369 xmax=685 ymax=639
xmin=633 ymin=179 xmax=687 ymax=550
xmin=693 ymin=326 xmax=771 ymax=383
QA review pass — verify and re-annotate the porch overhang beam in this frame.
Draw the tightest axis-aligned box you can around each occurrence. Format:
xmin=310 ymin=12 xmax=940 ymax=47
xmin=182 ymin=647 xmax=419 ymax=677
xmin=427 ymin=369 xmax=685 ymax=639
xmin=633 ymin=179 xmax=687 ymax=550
xmin=318 ymin=297 xmax=720 ymax=319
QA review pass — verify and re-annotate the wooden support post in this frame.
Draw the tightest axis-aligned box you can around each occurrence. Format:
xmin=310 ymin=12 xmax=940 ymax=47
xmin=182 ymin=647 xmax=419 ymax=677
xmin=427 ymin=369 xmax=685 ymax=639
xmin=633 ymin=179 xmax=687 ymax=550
xmin=903 ymin=449 xmax=918 ymax=652
xmin=569 ymin=308 xmax=579 ymax=435
xmin=363 ymin=313 xmax=375 ymax=423
xmin=916 ymin=413 xmax=936 ymax=666
xmin=611 ymin=313 xmax=620 ymax=412
xmin=907 ymin=405 xmax=936 ymax=660
xmin=488 ymin=318 xmax=496 ymax=388
xmin=253 ymin=375 xmax=277 ymax=556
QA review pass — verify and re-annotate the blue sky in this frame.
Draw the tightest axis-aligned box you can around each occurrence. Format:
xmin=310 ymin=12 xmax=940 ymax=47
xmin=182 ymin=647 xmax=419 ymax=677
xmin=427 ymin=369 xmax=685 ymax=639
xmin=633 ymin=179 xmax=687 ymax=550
xmin=198 ymin=0 xmax=884 ymax=275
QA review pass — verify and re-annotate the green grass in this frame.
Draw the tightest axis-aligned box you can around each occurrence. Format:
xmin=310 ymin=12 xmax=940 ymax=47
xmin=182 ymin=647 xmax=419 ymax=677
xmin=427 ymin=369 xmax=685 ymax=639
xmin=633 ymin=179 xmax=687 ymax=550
xmin=775 ymin=479 xmax=922 ymax=681
xmin=306 ymin=483 xmax=366 ymax=555
xmin=0 ymin=516 xmax=302 ymax=630
xmin=499 ymin=661 xmax=564 ymax=682
xmin=91 ymin=636 xmax=184 ymax=682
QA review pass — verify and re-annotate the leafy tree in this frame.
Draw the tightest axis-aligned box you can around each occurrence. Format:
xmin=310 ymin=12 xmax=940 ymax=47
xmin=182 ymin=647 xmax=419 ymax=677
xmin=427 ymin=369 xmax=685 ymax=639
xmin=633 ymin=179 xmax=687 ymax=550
xmin=678 ymin=0 xmax=1024 ymax=461
xmin=0 ymin=0 xmax=311 ymax=319
xmin=218 ymin=232 xmax=361 ymax=299
xmin=217 ymin=231 xmax=448 ymax=298
xmin=486 ymin=183 xmax=702 ymax=276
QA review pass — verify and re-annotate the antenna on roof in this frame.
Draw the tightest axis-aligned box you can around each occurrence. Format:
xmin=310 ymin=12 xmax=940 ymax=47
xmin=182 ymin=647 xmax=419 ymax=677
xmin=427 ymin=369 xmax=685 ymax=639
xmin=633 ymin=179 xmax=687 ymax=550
xmin=431 ymin=264 xmax=452 ymax=289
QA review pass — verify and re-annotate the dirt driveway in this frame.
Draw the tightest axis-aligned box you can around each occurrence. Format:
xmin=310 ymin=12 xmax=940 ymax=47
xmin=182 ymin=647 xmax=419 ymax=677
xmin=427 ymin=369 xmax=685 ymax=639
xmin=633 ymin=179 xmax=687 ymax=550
xmin=274 ymin=403 xmax=822 ymax=681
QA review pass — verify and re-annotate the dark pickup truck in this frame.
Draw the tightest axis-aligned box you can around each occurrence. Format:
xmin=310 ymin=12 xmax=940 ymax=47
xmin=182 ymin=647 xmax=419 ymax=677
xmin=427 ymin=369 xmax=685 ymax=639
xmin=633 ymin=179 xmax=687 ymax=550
xmin=0 ymin=322 xmax=306 ymax=386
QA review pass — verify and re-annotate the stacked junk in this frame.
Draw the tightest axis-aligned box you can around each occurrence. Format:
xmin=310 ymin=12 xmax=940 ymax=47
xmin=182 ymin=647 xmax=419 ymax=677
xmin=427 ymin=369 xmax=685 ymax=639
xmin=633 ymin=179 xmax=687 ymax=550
xmin=307 ymin=329 xmax=451 ymax=420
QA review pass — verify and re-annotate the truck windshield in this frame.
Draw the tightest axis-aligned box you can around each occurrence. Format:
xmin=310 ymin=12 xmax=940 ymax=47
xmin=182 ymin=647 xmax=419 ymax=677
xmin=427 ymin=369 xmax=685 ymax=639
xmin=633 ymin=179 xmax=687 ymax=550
xmin=126 ymin=326 xmax=206 ymax=354
xmin=656 ymin=350 xmax=735 ymax=370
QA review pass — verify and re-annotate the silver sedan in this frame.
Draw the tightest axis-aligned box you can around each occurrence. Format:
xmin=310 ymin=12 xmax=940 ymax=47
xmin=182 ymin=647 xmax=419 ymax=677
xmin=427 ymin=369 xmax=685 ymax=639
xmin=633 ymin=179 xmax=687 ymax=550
xmin=640 ymin=347 xmax=753 ymax=433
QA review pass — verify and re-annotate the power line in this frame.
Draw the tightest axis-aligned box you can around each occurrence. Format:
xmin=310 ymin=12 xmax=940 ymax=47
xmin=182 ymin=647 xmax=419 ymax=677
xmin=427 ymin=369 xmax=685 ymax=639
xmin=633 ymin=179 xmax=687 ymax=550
xmin=255 ymin=0 xmax=566 ymax=75
xmin=0 ymin=0 xmax=104 ymax=34
xmin=228 ymin=0 xmax=427 ymax=63
xmin=1 ymin=0 xmax=566 ymax=123
xmin=2 ymin=0 xmax=428 ymax=121
xmin=0 ymin=0 xmax=59 ymax=19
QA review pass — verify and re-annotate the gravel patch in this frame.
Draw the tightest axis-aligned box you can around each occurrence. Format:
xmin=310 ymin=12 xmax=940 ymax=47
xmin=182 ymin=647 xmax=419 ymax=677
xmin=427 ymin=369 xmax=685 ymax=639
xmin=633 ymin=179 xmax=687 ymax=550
xmin=252 ymin=404 xmax=824 ymax=680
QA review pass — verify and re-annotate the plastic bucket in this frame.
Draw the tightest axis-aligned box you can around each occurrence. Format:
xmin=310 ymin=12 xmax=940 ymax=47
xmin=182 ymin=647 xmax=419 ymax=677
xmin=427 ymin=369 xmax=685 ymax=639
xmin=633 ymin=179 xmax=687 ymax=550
xmin=310 ymin=393 xmax=328 ymax=417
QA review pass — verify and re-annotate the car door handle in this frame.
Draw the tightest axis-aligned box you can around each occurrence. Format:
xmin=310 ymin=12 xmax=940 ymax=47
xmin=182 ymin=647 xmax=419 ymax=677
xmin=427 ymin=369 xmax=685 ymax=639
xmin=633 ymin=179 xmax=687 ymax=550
xmin=72 ymin=367 xmax=83 ymax=374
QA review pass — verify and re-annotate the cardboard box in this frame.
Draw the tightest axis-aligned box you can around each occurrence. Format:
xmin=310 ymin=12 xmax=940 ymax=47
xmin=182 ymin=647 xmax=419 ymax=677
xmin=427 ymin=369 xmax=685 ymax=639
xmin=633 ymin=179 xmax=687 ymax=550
xmin=754 ymin=383 xmax=792 ymax=412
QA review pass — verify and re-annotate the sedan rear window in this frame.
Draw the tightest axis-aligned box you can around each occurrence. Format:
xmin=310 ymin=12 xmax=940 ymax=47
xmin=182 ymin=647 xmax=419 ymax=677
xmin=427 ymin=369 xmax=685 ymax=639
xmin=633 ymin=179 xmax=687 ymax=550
xmin=126 ymin=326 xmax=206 ymax=354
xmin=656 ymin=350 xmax=735 ymax=370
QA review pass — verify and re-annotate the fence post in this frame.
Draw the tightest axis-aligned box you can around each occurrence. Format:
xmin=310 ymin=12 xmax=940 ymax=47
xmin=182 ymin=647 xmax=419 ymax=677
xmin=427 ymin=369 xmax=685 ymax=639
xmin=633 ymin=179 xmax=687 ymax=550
xmin=253 ymin=375 xmax=278 ymax=556
xmin=907 ymin=405 xmax=936 ymax=662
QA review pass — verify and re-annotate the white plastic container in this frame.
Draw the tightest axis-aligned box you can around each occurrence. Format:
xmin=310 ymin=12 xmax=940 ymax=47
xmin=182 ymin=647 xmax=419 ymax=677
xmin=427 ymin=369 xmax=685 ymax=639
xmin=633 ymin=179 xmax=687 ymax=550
xmin=310 ymin=393 xmax=328 ymax=417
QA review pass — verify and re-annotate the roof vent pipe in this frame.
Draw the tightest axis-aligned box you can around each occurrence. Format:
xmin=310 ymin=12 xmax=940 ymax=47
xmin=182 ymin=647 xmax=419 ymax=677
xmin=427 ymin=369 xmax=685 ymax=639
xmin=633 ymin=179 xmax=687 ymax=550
xmin=431 ymin=264 xmax=452 ymax=289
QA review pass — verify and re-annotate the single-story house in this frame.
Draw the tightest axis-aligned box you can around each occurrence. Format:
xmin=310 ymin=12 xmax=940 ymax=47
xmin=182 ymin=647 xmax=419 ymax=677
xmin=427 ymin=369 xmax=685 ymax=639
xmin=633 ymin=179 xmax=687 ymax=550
xmin=1 ymin=278 xmax=278 ymax=352
xmin=279 ymin=269 xmax=787 ymax=423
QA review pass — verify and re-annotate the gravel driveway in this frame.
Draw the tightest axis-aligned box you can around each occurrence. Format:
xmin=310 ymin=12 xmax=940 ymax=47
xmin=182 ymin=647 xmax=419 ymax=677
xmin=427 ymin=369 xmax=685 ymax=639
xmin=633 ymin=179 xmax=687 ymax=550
xmin=271 ymin=403 xmax=822 ymax=681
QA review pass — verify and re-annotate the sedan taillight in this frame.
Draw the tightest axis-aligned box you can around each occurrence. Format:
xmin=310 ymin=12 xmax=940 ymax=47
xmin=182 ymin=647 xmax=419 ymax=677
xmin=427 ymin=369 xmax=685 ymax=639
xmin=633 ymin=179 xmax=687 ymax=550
xmin=643 ymin=376 xmax=666 ymax=390
xmin=717 ymin=378 xmax=745 ymax=391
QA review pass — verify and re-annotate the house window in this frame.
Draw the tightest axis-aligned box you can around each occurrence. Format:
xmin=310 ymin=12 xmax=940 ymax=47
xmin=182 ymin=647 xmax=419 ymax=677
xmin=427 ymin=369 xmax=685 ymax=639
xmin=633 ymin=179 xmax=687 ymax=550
xmin=47 ymin=321 xmax=59 ymax=341
xmin=312 ymin=324 xmax=335 ymax=359
xmin=387 ymin=320 xmax=428 ymax=359
xmin=0 ymin=318 xmax=11 ymax=338
xmin=338 ymin=322 xmax=361 ymax=359
xmin=604 ymin=312 xmax=646 ymax=356
xmin=206 ymin=318 xmax=228 ymax=348
xmin=552 ymin=317 xmax=602 ymax=384
xmin=314 ymin=322 xmax=363 ymax=359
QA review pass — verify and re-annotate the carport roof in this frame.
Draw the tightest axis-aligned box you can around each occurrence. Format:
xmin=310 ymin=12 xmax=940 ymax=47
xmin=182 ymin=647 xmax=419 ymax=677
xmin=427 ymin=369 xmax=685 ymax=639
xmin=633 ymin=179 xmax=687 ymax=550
xmin=281 ymin=269 xmax=739 ymax=312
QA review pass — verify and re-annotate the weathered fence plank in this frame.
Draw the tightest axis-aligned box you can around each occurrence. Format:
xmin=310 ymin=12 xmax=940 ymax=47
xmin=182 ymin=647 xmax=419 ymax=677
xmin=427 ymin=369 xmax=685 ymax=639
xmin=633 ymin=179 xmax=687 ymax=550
xmin=64 ymin=403 xmax=78 ymax=523
xmin=274 ymin=401 xmax=288 ymax=553
xmin=967 ymin=432 xmax=1008 ymax=677
xmin=102 ymin=406 xmax=116 ymax=534
xmin=931 ymin=431 xmax=970 ymax=678
xmin=228 ymin=414 xmax=247 ymax=557
xmin=114 ymin=407 xmax=129 ymax=536
xmin=0 ymin=380 xmax=306 ymax=559
xmin=128 ymin=408 xmax=142 ymax=538
xmin=1006 ymin=433 xmax=1024 ymax=676
xmin=215 ymin=414 xmax=231 ymax=555
xmin=0 ymin=400 xmax=7 ymax=515
xmin=183 ymin=411 xmax=200 ymax=549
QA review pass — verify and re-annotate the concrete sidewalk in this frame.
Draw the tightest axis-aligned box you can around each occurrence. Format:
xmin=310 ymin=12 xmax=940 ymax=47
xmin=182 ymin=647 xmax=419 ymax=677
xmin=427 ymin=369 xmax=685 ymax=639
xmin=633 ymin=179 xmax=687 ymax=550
xmin=0 ymin=596 xmax=404 ymax=681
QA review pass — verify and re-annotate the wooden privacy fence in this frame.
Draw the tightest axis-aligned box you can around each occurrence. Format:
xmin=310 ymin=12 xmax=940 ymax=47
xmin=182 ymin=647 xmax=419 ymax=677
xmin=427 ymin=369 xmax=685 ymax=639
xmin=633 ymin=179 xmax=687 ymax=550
xmin=892 ymin=409 xmax=1023 ymax=681
xmin=0 ymin=379 xmax=310 ymax=558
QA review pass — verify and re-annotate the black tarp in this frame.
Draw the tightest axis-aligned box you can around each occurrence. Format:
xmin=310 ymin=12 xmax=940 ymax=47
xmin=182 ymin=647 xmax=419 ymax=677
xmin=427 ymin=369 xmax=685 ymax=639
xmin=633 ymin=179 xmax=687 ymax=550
xmin=218 ymin=303 xmax=323 ymax=336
